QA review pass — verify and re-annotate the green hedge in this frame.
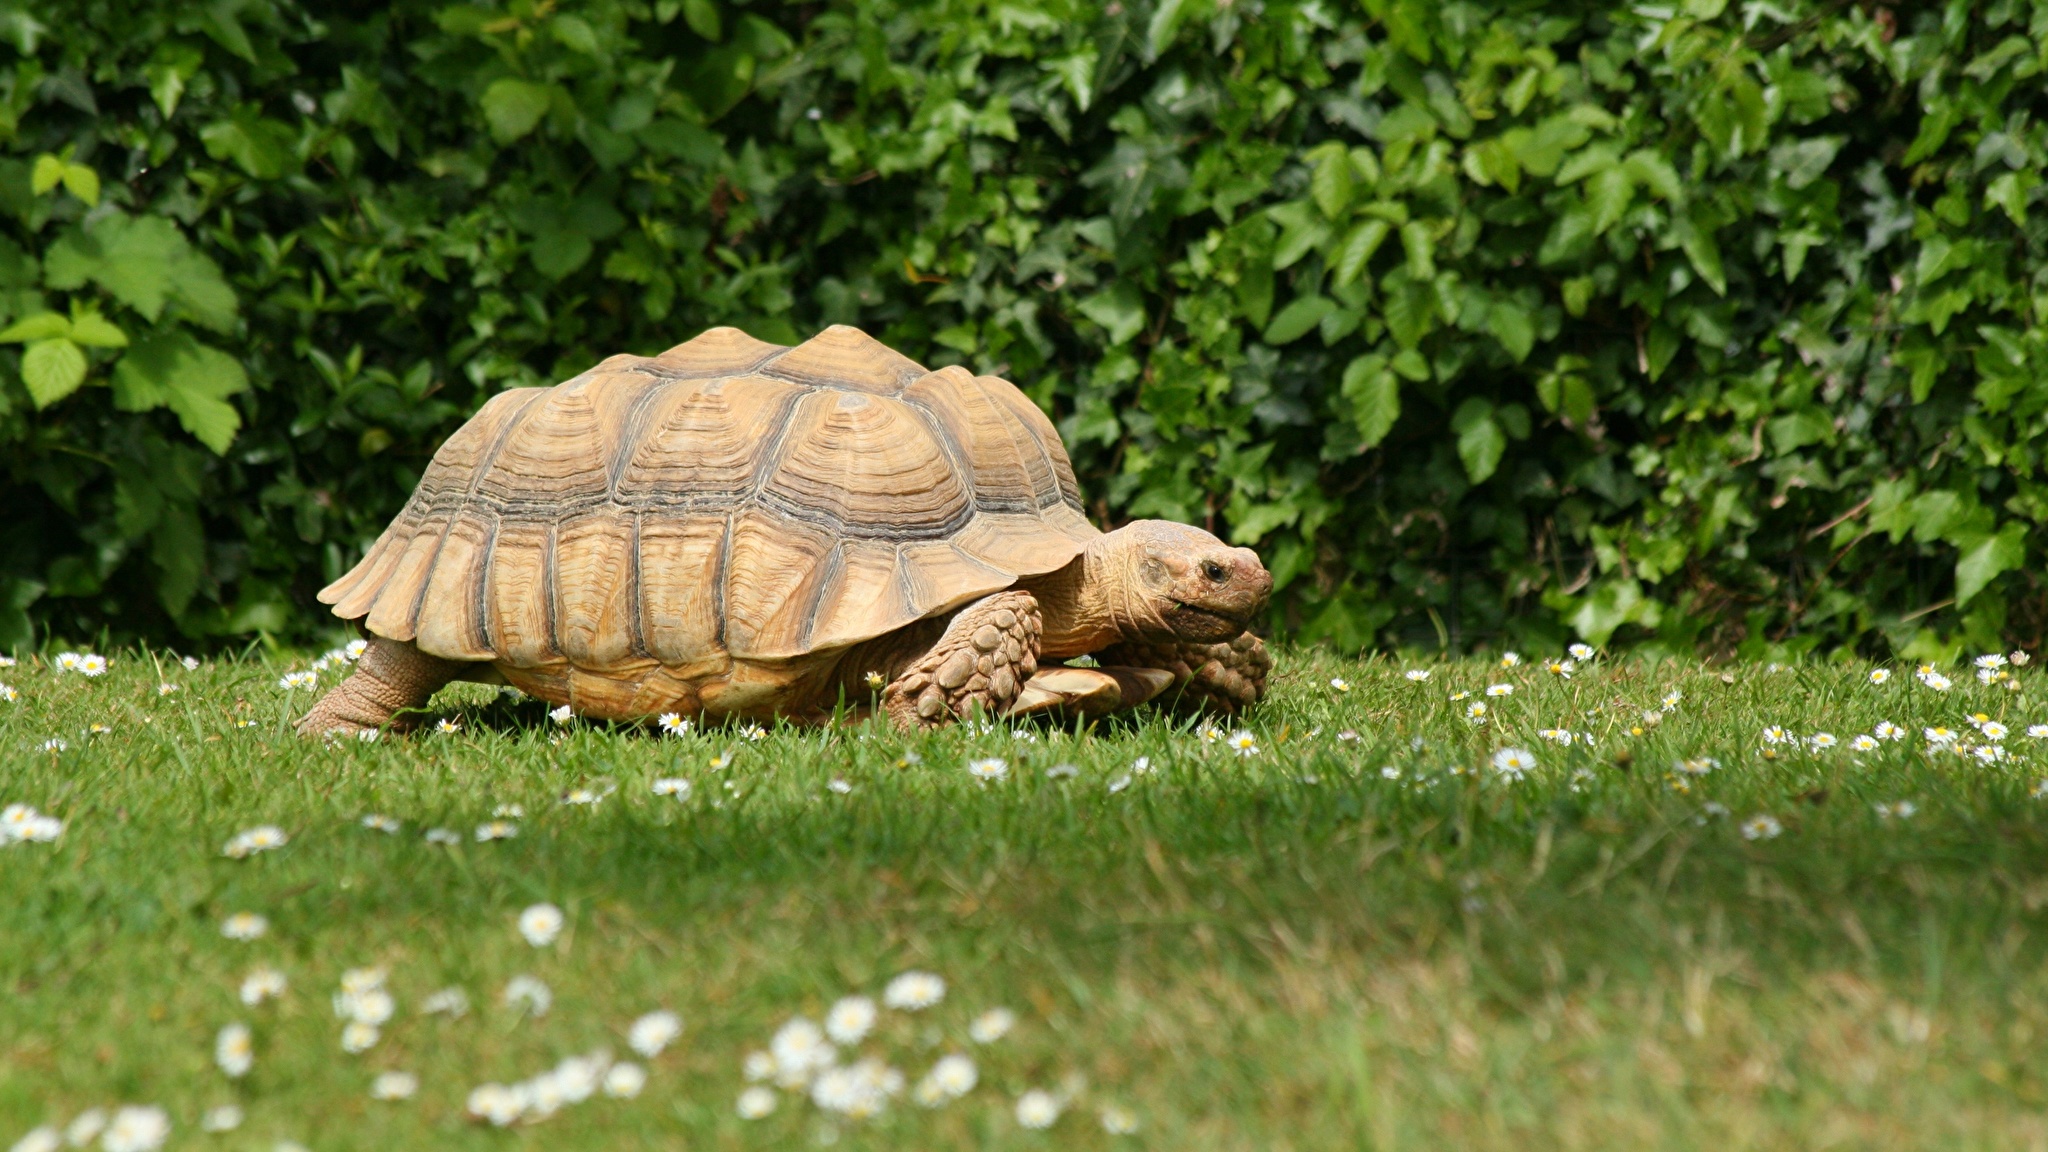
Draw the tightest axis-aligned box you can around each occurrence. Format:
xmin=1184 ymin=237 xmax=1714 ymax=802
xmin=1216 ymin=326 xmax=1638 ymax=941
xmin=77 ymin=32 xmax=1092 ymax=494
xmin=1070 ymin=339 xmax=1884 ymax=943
xmin=3 ymin=0 xmax=2046 ymax=660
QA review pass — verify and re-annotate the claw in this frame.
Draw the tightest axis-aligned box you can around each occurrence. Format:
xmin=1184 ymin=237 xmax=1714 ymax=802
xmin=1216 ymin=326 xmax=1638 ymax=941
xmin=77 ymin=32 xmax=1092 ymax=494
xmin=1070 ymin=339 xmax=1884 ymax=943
xmin=1005 ymin=666 xmax=1175 ymax=717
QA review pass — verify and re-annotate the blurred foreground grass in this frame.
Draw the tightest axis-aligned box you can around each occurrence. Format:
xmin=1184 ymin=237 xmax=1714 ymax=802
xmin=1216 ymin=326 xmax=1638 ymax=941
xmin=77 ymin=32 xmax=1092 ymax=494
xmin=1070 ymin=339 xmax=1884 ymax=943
xmin=5 ymin=648 xmax=2048 ymax=1150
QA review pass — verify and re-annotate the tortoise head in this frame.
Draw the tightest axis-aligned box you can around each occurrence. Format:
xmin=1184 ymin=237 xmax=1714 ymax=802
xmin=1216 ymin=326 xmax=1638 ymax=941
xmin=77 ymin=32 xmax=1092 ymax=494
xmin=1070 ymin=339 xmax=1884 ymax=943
xmin=1099 ymin=520 xmax=1272 ymax=643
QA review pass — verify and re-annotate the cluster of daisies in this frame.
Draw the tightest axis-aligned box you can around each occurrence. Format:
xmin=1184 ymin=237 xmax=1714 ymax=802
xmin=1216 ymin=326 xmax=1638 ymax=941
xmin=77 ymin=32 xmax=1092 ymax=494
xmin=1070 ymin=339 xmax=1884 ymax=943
xmin=9 ymin=1106 xmax=172 ymax=1152
xmin=728 ymin=971 xmax=1135 ymax=1134
xmin=3 ymin=803 xmax=63 ymax=845
xmin=1757 ymin=713 xmax=2048 ymax=763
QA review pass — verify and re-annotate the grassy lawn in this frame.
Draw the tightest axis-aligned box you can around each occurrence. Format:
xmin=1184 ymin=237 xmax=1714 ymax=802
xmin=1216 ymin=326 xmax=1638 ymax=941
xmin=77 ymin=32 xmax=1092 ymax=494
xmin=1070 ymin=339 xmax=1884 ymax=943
xmin=6 ymin=647 xmax=2048 ymax=1150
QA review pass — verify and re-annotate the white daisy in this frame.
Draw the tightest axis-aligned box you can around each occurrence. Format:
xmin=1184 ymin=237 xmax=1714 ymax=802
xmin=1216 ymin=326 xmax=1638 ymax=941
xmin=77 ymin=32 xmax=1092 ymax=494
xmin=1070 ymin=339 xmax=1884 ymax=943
xmin=63 ymin=1111 xmax=105 ymax=1147
xmin=466 ymin=1084 xmax=524 ymax=1127
xmin=77 ymin=654 xmax=107 ymax=677
xmin=155 ymin=682 xmax=177 ymax=696
xmin=0 ymin=683 xmax=15 ymax=702
xmin=1982 ymin=721 xmax=2009 ymax=741
xmin=915 ymin=1054 xmax=978 ymax=1106
xmin=494 ymin=803 xmax=526 ymax=818
xmin=1975 ymin=744 xmax=2008 ymax=763
xmin=518 ymin=903 xmax=565 ymax=946
xmin=736 ymin=1086 xmax=777 ymax=1119
xmin=629 ymin=1010 xmax=683 ymax=1057
xmin=222 ymin=825 xmax=289 ymax=859
xmin=1569 ymin=643 xmax=1594 ymax=660
xmin=1875 ymin=722 xmax=1905 ymax=740
xmin=1869 ymin=668 xmax=1892 ymax=684
xmin=1673 ymin=757 xmax=1718 ymax=776
xmin=1106 ymin=774 xmax=1132 ymax=793
xmin=742 ymin=1051 xmax=775 ymax=1082
xmin=1924 ymin=726 xmax=1957 ymax=745
xmin=1100 ymin=1104 xmax=1141 ymax=1134
xmin=2012 ymin=650 xmax=2032 ymax=666
xmin=603 ymin=1063 xmax=646 ymax=1098
xmin=1404 ymin=669 xmax=1430 ymax=681
xmin=738 ymin=722 xmax=767 ymax=741
xmin=360 ymin=814 xmax=400 ymax=833
xmin=343 ymin=639 xmax=368 ymax=661
xmin=826 ymin=996 xmax=878 ymax=1044
xmin=1539 ymin=728 xmax=1573 ymax=744
xmin=969 ymin=1007 xmax=1016 ymax=1043
xmin=968 ymin=757 xmax=1008 ymax=781
xmin=1762 ymin=726 xmax=1790 ymax=744
xmin=356 ymin=728 xmax=380 ymax=742
xmin=54 ymin=652 xmax=81 ymax=671
xmin=435 ymin=718 xmax=461 ymax=734
xmin=475 ymin=821 xmax=518 ymax=841
xmin=1922 ymin=672 xmax=1953 ymax=691
xmin=1491 ymin=747 xmax=1536 ymax=781
xmin=549 ymin=704 xmax=574 ymax=725
xmin=1044 ymin=763 xmax=1079 ymax=780
xmin=371 ymin=1071 xmax=419 ymax=1100
xmin=0 ymin=654 xmax=12 ymax=666
xmin=828 ymin=776 xmax=853 ymax=793
xmin=1499 ymin=651 xmax=1521 ymax=668
xmin=1226 ymin=730 xmax=1259 ymax=756
xmin=1199 ymin=724 xmax=1223 ymax=743
xmin=1662 ymin=690 xmax=1683 ymax=709
xmin=1977 ymin=653 xmax=2008 ymax=670
xmin=1873 ymin=800 xmax=1918 ymax=820
xmin=278 ymin=671 xmax=318 ymax=690
xmin=1740 ymin=814 xmax=1783 ymax=841
xmin=182 ymin=655 xmax=201 ymax=670
xmin=421 ymin=987 xmax=470 ymax=1016
xmin=240 ymin=967 xmax=287 ymax=1005
xmin=504 ymin=974 xmax=552 ymax=1016
xmin=1544 ymin=659 xmax=1574 ymax=678
xmin=1329 ymin=677 xmax=1351 ymax=692
xmin=1808 ymin=732 xmax=1837 ymax=749
xmin=200 ymin=1105 xmax=242 ymax=1132
xmin=1465 ymin=701 xmax=1487 ymax=721
xmin=651 ymin=777 xmax=691 ymax=798
xmin=40 ymin=738 xmax=66 ymax=752
xmin=658 ymin=712 xmax=691 ymax=736
xmin=340 ymin=1020 xmax=380 ymax=1053
xmin=883 ymin=970 xmax=945 ymax=1010
xmin=1486 ymin=683 xmax=1514 ymax=697
xmin=1850 ymin=734 xmax=1879 ymax=751
xmin=561 ymin=787 xmax=602 ymax=806
xmin=864 ymin=671 xmax=886 ymax=690
xmin=215 ymin=1023 xmax=254 ymax=1077
xmin=334 ymin=987 xmax=394 ymax=1026
xmin=1016 ymin=1089 xmax=1063 ymax=1129
xmin=2029 ymin=724 xmax=2048 ymax=739
xmin=770 ymin=1017 xmax=836 ymax=1087
xmin=221 ymin=912 xmax=269 ymax=941
xmin=98 ymin=1107 xmax=167 ymax=1152
xmin=424 ymin=827 xmax=460 ymax=845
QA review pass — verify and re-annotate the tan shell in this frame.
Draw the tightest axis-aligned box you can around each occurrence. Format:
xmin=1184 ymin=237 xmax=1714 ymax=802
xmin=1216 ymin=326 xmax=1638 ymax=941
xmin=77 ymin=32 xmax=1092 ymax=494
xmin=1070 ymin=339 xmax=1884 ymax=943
xmin=318 ymin=326 xmax=1098 ymax=713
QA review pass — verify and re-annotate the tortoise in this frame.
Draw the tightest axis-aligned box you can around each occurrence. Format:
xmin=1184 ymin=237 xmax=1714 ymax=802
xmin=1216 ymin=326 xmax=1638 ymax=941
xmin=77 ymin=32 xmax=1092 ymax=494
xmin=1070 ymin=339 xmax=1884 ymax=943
xmin=296 ymin=325 xmax=1272 ymax=736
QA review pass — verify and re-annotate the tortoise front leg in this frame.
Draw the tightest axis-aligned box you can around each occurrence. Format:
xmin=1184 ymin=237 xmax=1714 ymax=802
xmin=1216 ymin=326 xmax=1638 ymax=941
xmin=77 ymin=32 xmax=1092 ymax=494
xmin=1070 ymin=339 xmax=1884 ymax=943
xmin=882 ymin=591 xmax=1042 ymax=729
xmin=295 ymin=637 xmax=466 ymax=737
xmin=1098 ymin=631 xmax=1271 ymax=714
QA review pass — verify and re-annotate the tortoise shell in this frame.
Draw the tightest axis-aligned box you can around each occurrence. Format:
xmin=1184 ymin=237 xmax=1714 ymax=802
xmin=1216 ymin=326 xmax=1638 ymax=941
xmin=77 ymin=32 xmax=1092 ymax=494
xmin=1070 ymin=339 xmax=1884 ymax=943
xmin=317 ymin=326 xmax=1099 ymax=713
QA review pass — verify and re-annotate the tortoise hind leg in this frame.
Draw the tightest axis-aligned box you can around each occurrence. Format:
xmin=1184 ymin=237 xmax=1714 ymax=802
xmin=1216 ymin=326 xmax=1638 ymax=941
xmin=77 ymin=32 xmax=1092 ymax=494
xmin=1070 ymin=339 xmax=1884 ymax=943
xmin=295 ymin=637 xmax=467 ymax=737
xmin=882 ymin=592 xmax=1041 ymax=729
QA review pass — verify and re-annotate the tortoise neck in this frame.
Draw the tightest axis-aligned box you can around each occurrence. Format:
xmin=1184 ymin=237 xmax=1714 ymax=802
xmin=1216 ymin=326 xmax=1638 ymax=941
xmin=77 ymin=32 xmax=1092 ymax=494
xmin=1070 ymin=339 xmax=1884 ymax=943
xmin=1025 ymin=542 xmax=1124 ymax=657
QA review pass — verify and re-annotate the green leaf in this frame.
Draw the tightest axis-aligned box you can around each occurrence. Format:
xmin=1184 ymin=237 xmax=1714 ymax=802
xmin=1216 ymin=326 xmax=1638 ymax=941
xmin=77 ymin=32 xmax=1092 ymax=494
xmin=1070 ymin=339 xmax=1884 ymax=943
xmin=66 ymin=311 xmax=127 ymax=348
xmin=1145 ymin=0 xmax=1189 ymax=61
xmin=199 ymin=106 xmax=300 ymax=179
xmin=111 ymin=332 xmax=250 ymax=453
xmin=1585 ymin=166 xmax=1633 ymax=234
xmin=61 ymin=163 xmax=98 ymax=205
xmin=1452 ymin=397 xmax=1505 ymax=484
xmin=1622 ymin=150 xmax=1681 ymax=202
xmin=1677 ymin=209 xmax=1727 ymax=296
xmin=1340 ymin=354 xmax=1401 ymax=448
xmin=1332 ymin=219 xmax=1390 ymax=288
xmin=1956 ymin=523 xmax=2027 ymax=607
xmin=1077 ymin=283 xmax=1146 ymax=345
xmin=1398 ymin=220 xmax=1435 ymax=280
xmin=681 ymin=0 xmax=722 ymax=39
xmin=1560 ymin=276 xmax=1594 ymax=317
xmin=1986 ymin=170 xmax=2038 ymax=225
xmin=1263 ymin=295 xmax=1336 ymax=345
xmin=482 ymin=79 xmax=553 ymax=144
xmin=1309 ymin=144 xmax=1355 ymax=219
xmin=21 ymin=338 xmax=87 ymax=407
xmin=1486 ymin=301 xmax=1535 ymax=362
xmin=551 ymin=14 xmax=600 ymax=53
xmin=1768 ymin=136 xmax=1843 ymax=190
xmin=29 ymin=153 xmax=61 ymax=195
xmin=44 ymin=214 xmax=238 ymax=330
xmin=0 ymin=312 xmax=70 ymax=342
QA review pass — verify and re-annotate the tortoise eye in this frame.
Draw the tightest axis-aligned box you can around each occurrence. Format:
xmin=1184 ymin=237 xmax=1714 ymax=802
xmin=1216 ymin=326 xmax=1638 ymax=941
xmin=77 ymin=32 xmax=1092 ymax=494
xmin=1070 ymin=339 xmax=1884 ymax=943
xmin=1202 ymin=561 xmax=1226 ymax=582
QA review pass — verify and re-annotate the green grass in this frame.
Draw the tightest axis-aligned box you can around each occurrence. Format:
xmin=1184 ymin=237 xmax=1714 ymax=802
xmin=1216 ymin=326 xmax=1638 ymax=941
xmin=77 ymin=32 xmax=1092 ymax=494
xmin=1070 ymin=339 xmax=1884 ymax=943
xmin=7 ymin=648 xmax=2048 ymax=1150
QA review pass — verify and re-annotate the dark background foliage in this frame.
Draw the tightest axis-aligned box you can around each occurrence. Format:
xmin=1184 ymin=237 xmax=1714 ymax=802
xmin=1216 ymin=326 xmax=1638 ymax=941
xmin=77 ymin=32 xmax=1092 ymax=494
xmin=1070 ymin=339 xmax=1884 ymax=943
xmin=2 ymin=0 xmax=2046 ymax=662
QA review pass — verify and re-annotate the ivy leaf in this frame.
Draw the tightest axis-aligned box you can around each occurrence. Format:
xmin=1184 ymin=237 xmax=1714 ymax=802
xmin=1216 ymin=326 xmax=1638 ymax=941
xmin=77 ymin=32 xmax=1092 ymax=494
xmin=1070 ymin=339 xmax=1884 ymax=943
xmin=111 ymin=332 xmax=250 ymax=453
xmin=1956 ymin=523 xmax=2028 ymax=606
xmin=1341 ymin=354 xmax=1401 ymax=449
xmin=21 ymin=338 xmax=87 ymax=407
xmin=1077 ymin=283 xmax=1146 ymax=345
xmin=482 ymin=79 xmax=553 ymax=143
xmin=1676 ymin=208 xmax=1727 ymax=296
xmin=199 ymin=106 xmax=300 ymax=179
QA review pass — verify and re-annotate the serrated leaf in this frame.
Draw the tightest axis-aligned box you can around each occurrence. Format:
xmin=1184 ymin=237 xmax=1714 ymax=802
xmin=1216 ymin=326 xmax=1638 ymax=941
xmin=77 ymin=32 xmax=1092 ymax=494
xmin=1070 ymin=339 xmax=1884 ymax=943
xmin=1340 ymin=355 xmax=1401 ymax=448
xmin=0 ymin=312 xmax=71 ymax=342
xmin=482 ymin=79 xmax=553 ymax=144
xmin=199 ymin=106 xmax=299 ymax=179
xmin=1398 ymin=220 xmax=1435 ymax=280
xmin=67 ymin=311 xmax=127 ymax=348
xmin=1486 ymin=301 xmax=1535 ymax=362
xmin=1263 ymin=295 xmax=1336 ymax=345
xmin=1452 ymin=398 xmax=1505 ymax=484
xmin=30 ymin=153 xmax=62 ymax=195
xmin=1332 ymin=219 xmax=1390 ymax=288
xmin=44 ymin=214 xmax=239 ymax=330
xmin=21 ymin=338 xmax=87 ymax=407
xmin=1586 ymin=167 xmax=1633 ymax=234
xmin=1310 ymin=145 xmax=1355 ymax=218
xmin=1679 ymin=211 xmax=1727 ymax=296
xmin=111 ymin=332 xmax=250 ymax=453
xmin=1956 ymin=523 xmax=2027 ymax=606
xmin=1622 ymin=149 xmax=1681 ymax=202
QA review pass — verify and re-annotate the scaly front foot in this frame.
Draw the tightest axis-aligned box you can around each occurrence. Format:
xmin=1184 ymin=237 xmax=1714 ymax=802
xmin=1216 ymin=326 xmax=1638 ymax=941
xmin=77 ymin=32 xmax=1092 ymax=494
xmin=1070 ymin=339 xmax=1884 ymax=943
xmin=883 ymin=592 xmax=1042 ymax=729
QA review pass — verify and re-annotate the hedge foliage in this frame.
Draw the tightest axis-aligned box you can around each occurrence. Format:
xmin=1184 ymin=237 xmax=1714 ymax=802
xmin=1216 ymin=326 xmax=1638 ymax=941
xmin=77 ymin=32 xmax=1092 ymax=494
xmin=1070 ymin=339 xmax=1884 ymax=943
xmin=4 ymin=0 xmax=2048 ymax=660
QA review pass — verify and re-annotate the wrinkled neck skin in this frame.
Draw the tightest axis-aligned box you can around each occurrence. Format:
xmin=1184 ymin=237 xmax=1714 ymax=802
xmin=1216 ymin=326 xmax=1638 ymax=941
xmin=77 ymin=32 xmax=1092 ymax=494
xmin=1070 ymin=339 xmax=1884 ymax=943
xmin=1023 ymin=536 xmax=1166 ymax=658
